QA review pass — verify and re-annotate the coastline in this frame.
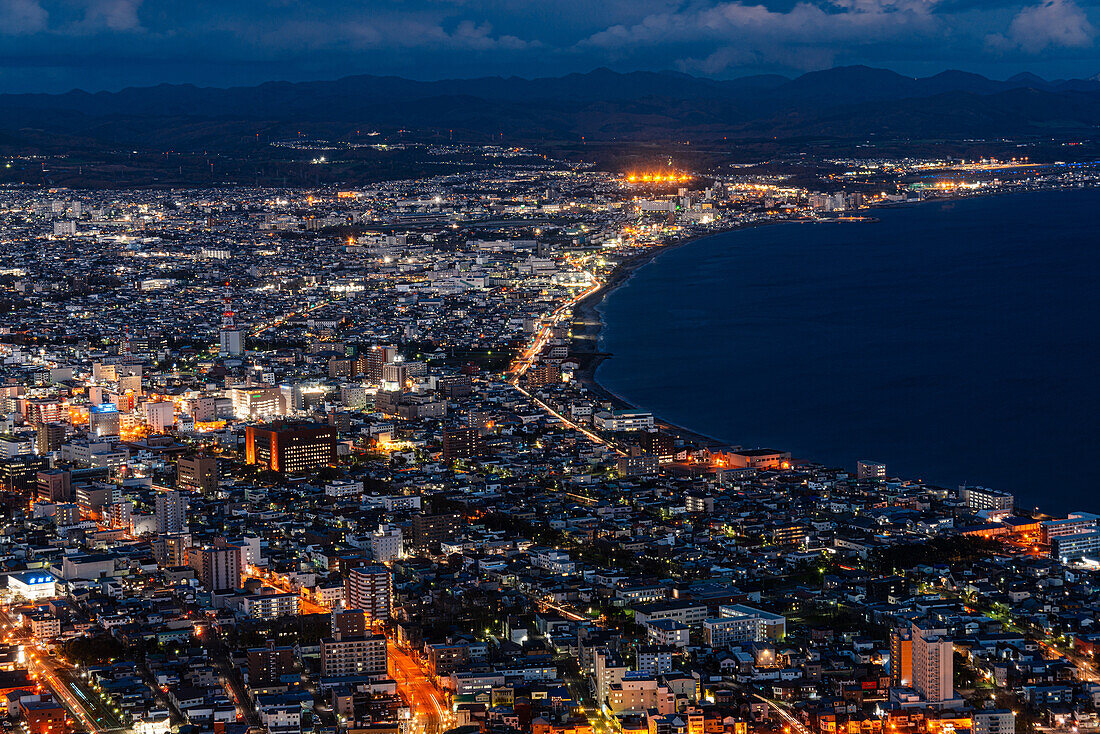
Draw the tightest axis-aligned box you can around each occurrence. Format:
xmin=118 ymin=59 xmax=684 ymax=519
xmin=567 ymin=187 xmax=1085 ymax=455
xmin=569 ymin=220 xmax=793 ymax=450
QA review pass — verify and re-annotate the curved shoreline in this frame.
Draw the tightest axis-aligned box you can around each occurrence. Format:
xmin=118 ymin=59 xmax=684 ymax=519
xmin=569 ymin=185 xmax=1097 ymax=454
xmin=569 ymin=220 xmax=794 ymax=449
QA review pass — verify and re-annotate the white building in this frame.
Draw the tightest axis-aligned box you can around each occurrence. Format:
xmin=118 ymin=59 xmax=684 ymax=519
xmin=371 ymin=525 xmax=403 ymax=563
xmin=242 ymin=592 xmax=299 ymax=620
xmin=593 ymin=410 xmax=654 ymax=432
xmin=7 ymin=571 xmax=57 ymax=601
xmin=143 ymin=401 xmax=175 ymax=432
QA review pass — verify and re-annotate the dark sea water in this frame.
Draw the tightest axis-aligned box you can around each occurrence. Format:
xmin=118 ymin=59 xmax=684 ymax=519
xmin=596 ymin=188 xmax=1100 ymax=515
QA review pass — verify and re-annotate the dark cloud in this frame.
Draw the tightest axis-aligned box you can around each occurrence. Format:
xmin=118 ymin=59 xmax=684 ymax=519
xmin=0 ymin=0 xmax=1096 ymax=92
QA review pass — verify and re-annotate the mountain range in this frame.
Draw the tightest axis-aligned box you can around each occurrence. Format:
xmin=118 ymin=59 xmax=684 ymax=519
xmin=4 ymin=65 xmax=1100 ymax=151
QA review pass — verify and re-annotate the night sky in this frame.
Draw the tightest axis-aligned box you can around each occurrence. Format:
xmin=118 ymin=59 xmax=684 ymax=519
xmin=1 ymin=0 xmax=1098 ymax=93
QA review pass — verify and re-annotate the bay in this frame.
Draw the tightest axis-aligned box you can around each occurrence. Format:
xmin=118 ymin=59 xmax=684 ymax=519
xmin=596 ymin=188 xmax=1100 ymax=515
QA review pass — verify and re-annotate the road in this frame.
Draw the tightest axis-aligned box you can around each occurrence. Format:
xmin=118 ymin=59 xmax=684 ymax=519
xmin=753 ymin=693 xmax=812 ymax=734
xmin=504 ymin=263 xmax=627 ymax=457
xmin=389 ymin=643 xmax=452 ymax=734
xmin=244 ymin=569 xmax=451 ymax=733
xmin=0 ymin=609 xmax=124 ymax=734
xmin=196 ymin=624 xmax=261 ymax=726
xmin=249 ymin=298 xmax=332 ymax=337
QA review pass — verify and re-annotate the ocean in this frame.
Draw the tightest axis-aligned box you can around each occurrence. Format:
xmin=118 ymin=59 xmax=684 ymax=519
xmin=596 ymin=188 xmax=1100 ymax=515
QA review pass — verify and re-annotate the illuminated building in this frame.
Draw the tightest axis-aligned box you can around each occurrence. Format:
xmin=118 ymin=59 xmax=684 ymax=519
xmin=889 ymin=626 xmax=913 ymax=687
xmin=35 ymin=422 xmax=66 ymax=455
xmin=19 ymin=699 xmax=66 ymax=734
xmin=1051 ymin=529 xmax=1100 ymax=561
xmin=711 ymin=448 xmax=792 ymax=470
xmin=411 ymin=511 xmax=459 ymax=553
xmin=244 ymin=422 xmax=337 ymax=474
xmin=188 ymin=543 xmax=243 ymax=591
xmin=0 ymin=454 xmax=47 ymax=493
xmin=370 ymin=524 xmax=403 ymax=563
xmin=343 ymin=564 xmax=391 ymax=622
xmin=7 ymin=571 xmax=57 ymax=601
xmin=242 ymin=592 xmax=299 ymax=620
xmin=230 ymin=387 xmax=283 ymax=421
xmin=639 ymin=431 xmax=675 ymax=463
xmin=36 ymin=469 xmax=71 ymax=503
xmin=248 ymin=641 xmax=297 ymax=687
xmin=88 ymin=403 xmax=121 ymax=437
xmin=143 ymin=401 xmax=174 ymax=432
xmin=177 ymin=454 xmax=218 ymax=494
xmin=155 ymin=488 xmax=188 ymax=535
xmin=321 ymin=633 xmax=388 ymax=677
xmin=856 ymin=460 xmax=886 ymax=481
xmin=593 ymin=410 xmax=654 ymax=432
xmin=910 ymin=621 xmax=957 ymax=707
xmin=0 ymin=433 xmax=32 ymax=459
xmin=442 ymin=427 xmax=482 ymax=461
xmin=525 ymin=360 xmax=560 ymax=388
xmin=356 ymin=345 xmax=396 ymax=383
xmin=959 ymin=485 xmax=1014 ymax=513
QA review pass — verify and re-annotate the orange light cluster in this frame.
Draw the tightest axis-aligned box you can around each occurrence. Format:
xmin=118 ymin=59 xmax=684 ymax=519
xmin=194 ymin=420 xmax=227 ymax=432
xmin=119 ymin=425 xmax=151 ymax=442
xmin=626 ymin=173 xmax=692 ymax=183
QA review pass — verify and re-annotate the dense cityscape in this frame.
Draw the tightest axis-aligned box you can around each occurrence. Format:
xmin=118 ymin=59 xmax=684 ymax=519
xmin=0 ymin=145 xmax=1098 ymax=734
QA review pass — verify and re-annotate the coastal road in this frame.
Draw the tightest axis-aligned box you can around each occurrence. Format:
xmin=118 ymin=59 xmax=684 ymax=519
xmin=504 ymin=257 xmax=630 ymax=455
xmin=510 ymin=382 xmax=625 ymax=456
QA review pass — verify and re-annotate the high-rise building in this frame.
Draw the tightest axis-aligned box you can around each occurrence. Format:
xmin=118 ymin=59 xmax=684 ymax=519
xmin=88 ymin=404 xmax=121 ymax=437
xmin=248 ymin=641 xmax=298 ymax=687
xmin=381 ymin=362 xmax=407 ymax=392
xmin=639 ymin=431 xmax=676 ymax=463
xmin=320 ymin=633 xmax=388 ymax=678
xmin=155 ymin=488 xmax=188 ymax=535
xmin=35 ymin=423 xmax=66 ymax=455
xmin=343 ymin=564 xmax=391 ymax=622
xmin=370 ymin=525 xmax=403 ymax=564
xmin=525 ymin=361 xmax=560 ymax=388
xmin=153 ymin=533 xmax=191 ymax=568
xmin=36 ymin=469 xmax=71 ymax=503
xmin=911 ymin=621 xmax=954 ymax=706
xmin=889 ymin=626 xmax=913 ymax=688
xmin=411 ymin=512 xmax=459 ymax=554
xmin=188 ymin=544 xmax=243 ymax=591
xmin=441 ymin=428 xmax=482 ymax=461
xmin=0 ymin=455 xmax=48 ymax=494
xmin=219 ymin=329 xmax=244 ymax=357
xmin=357 ymin=345 xmax=396 ymax=383
xmin=143 ymin=401 xmax=174 ymax=432
xmin=331 ymin=608 xmax=368 ymax=640
xmin=245 ymin=422 xmax=337 ymax=474
xmin=177 ymin=454 xmax=218 ymax=494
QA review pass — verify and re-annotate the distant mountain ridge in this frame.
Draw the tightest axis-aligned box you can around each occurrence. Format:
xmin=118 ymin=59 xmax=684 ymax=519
xmin=3 ymin=65 xmax=1100 ymax=148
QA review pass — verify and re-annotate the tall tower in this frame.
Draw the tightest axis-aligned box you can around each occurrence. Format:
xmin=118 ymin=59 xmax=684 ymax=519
xmin=219 ymin=284 xmax=244 ymax=357
xmin=155 ymin=488 xmax=189 ymax=536
xmin=911 ymin=621 xmax=954 ymax=705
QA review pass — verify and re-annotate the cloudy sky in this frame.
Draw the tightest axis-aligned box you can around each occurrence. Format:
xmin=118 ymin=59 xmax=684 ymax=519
xmin=0 ymin=0 xmax=1097 ymax=93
